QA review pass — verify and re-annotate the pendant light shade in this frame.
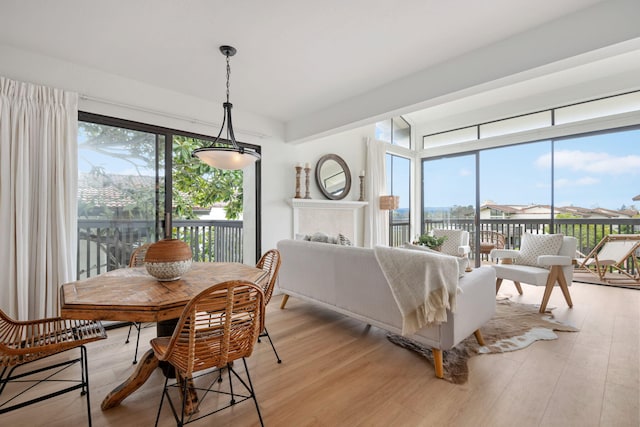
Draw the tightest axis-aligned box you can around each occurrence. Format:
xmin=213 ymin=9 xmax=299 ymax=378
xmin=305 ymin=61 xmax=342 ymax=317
xmin=192 ymin=145 xmax=260 ymax=170
xmin=192 ymin=45 xmax=261 ymax=170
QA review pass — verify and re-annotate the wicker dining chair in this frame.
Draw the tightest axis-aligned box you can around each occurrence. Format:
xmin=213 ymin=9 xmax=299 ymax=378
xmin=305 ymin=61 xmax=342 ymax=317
xmin=256 ymin=249 xmax=283 ymax=363
xmin=0 ymin=310 xmax=106 ymax=426
xmin=150 ymin=280 xmax=265 ymax=427
xmin=126 ymin=242 xmax=152 ymax=364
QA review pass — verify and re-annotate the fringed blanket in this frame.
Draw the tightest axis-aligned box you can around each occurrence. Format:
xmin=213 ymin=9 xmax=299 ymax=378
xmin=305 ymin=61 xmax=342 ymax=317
xmin=374 ymin=246 xmax=459 ymax=336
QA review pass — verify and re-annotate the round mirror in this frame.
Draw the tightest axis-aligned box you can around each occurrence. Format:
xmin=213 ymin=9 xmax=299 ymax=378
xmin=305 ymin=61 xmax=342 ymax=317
xmin=315 ymin=154 xmax=351 ymax=200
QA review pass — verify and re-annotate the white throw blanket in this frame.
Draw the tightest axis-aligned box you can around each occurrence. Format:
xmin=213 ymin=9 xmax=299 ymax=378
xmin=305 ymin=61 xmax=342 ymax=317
xmin=374 ymin=246 xmax=459 ymax=336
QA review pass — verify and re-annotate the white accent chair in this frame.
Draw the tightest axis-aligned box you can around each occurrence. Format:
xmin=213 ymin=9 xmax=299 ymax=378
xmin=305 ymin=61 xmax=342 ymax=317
xmin=433 ymin=229 xmax=471 ymax=271
xmin=490 ymin=234 xmax=577 ymax=313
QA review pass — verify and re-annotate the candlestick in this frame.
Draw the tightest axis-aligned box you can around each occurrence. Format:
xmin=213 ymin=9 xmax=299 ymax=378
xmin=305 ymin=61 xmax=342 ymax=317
xmin=304 ymin=166 xmax=312 ymax=199
xmin=358 ymin=174 xmax=365 ymax=201
xmin=294 ymin=166 xmax=303 ymax=198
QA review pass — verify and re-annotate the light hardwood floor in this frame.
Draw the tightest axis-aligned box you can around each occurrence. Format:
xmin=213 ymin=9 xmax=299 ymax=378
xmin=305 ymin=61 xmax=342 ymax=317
xmin=2 ymin=279 xmax=639 ymax=426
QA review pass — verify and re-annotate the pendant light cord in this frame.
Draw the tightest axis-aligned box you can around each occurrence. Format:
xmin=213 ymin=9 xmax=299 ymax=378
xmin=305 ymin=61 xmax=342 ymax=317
xmin=226 ymin=54 xmax=231 ymax=104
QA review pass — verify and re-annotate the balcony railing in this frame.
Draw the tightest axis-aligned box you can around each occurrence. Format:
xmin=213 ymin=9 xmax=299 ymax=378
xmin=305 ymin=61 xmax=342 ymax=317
xmin=77 ymin=219 xmax=243 ymax=280
xmin=392 ymin=217 xmax=639 ymax=260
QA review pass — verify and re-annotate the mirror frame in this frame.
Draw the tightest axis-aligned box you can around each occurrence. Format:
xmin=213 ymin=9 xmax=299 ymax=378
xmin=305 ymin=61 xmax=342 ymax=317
xmin=315 ymin=154 xmax=351 ymax=200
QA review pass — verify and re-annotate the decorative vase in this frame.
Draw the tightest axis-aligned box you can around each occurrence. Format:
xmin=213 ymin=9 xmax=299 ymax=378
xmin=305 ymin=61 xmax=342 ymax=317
xmin=144 ymin=239 xmax=193 ymax=281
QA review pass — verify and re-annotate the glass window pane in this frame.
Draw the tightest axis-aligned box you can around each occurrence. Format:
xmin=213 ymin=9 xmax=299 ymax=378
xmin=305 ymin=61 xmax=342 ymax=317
xmin=423 ymin=127 xmax=477 ymax=148
xmin=78 ymin=122 xmax=165 ymax=278
xmin=423 ymin=154 xmax=475 ymax=233
xmin=480 ymin=142 xmax=551 ymax=207
xmin=554 ymin=129 xmax=640 ymax=213
xmin=172 ymin=136 xmax=245 ymax=262
xmin=555 ymin=91 xmax=640 ymax=125
xmin=479 ymin=141 xmax=551 ymax=246
xmin=480 ymin=111 xmax=551 ymax=138
xmin=392 ymin=117 xmax=411 ymax=148
xmin=375 ymin=120 xmax=392 ymax=143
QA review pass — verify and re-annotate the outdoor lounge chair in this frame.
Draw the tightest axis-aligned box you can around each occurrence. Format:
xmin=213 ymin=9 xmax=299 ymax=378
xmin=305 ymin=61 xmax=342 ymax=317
xmin=577 ymin=234 xmax=640 ymax=284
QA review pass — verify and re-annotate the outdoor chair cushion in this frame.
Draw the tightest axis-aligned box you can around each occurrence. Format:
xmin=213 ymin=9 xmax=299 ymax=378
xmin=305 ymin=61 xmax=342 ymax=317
xmin=516 ymin=233 xmax=563 ymax=267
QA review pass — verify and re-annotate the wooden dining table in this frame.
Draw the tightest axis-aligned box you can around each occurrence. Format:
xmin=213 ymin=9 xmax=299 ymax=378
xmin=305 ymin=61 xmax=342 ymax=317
xmin=59 ymin=262 xmax=268 ymax=411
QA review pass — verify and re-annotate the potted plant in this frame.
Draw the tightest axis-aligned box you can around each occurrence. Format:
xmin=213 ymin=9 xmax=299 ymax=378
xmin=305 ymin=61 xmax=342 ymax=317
xmin=414 ymin=233 xmax=447 ymax=251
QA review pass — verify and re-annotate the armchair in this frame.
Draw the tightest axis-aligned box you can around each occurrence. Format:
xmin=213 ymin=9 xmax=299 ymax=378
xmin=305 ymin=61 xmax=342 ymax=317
xmin=490 ymin=233 xmax=577 ymax=313
xmin=433 ymin=229 xmax=471 ymax=271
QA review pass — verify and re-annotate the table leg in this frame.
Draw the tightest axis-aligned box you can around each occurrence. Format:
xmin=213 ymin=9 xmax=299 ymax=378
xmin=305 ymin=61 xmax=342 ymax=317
xmin=101 ymin=319 xmax=199 ymax=414
xmin=101 ymin=349 xmax=159 ymax=410
xmin=178 ymin=374 xmax=200 ymax=416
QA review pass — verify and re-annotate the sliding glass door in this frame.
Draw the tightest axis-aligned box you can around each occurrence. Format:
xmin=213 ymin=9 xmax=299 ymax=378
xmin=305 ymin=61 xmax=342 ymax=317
xmin=479 ymin=141 xmax=551 ymax=250
xmin=77 ymin=118 xmax=165 ymax=279
xmin=77 ymin=113 xmax=261 ymax=280
xmin=171 ymin=136 xmax=244 ymax=262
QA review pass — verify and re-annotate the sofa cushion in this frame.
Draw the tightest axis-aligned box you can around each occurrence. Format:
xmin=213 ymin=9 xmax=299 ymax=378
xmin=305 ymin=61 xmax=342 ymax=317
xmin=516 ymin=233 xmax=563 ymax=267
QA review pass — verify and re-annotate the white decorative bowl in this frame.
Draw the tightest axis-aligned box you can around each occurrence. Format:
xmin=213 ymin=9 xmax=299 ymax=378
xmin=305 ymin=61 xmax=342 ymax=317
xmin=143 ymin=239 xmax=193 ymax=281
xmin=145 ymin=259 xmax=192 ymax=281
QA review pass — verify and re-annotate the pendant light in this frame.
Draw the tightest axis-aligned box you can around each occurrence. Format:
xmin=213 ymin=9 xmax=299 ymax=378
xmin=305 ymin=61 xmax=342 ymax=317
xmin=192 ymin=45 xmax=261 ymax=170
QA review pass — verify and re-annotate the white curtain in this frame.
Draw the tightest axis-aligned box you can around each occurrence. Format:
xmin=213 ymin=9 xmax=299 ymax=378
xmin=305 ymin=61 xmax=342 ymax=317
xmin=363 ymin=138 xmax=389 ymax=247
xmin=0 ymin=77 xmax=78 ymax=320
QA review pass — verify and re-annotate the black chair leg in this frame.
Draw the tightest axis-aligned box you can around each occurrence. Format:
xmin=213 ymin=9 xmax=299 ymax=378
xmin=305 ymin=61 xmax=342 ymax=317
xmin=125 ymin=322 xmax=134 ymax=344
xmin=241 ymin=358 xmax=264 ymax=427
xmin=154 ymin=377 xmax=169 ymax=427
xmin=260 ymin=328 xmax=282 ymax=364
xmin=228 ymin=363 xmax=235 ymax=405
xmin=125 ymin=322 xmax=142 ymax=364
xmin=81 ymin=346 xmax=93 ymax=427
xmin=0 ymin=346 xmax=94 ymax=427
xmin=133 ymin=323 xmax=141 ymax=364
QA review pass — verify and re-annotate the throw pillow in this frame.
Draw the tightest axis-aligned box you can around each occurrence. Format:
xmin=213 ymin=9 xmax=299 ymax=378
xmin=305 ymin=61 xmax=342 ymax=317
xmin=310 ymin=232 xmax=329 ymax=243
xmin=433 ymin=229 xmax=461 ymax=256
xmin=516 ymin=233 xmax=563 ymax=267
xmin=338 ymin=233 xmax=352 ymax=246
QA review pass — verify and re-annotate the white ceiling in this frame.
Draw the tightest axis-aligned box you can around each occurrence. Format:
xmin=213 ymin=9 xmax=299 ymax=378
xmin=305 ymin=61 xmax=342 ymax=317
xmin=1 ymin=0 xmax=639 ymax=142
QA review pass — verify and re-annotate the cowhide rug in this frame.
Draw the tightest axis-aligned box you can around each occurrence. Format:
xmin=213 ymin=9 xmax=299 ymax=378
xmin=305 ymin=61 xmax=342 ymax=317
xmin=387 ymin=299 xmax=579 ymax=384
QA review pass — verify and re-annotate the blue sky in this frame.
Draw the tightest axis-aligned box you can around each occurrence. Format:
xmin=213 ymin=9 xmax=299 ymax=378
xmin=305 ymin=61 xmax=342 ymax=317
xmin=422 ymin=127 xmax=640 ymax=211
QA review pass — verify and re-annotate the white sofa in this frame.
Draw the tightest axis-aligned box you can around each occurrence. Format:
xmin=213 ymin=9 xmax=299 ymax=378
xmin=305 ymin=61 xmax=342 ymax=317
xmin=276 ymin=239 xmax=496 ymax=378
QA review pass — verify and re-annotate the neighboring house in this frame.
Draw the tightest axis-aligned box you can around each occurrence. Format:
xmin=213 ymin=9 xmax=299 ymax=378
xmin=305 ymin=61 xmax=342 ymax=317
xmin=480 ymin=203 xmax=638 ymax=220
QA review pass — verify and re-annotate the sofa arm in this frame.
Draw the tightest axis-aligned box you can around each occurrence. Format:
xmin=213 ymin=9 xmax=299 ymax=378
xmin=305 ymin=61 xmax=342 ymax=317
xmin=490 ymin=249 xmax=519 ymax=261
xmin=537 ymin=255 xmax=573 ymax=267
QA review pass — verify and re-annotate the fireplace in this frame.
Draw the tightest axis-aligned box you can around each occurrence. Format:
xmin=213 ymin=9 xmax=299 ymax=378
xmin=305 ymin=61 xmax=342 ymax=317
xmin=290 ymin=199 xmax=368 ymax=246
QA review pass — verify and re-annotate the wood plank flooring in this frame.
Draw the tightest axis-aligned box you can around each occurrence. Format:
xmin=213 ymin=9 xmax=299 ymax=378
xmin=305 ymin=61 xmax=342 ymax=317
xmin=2 ymin=279 xmax=638 ymax=426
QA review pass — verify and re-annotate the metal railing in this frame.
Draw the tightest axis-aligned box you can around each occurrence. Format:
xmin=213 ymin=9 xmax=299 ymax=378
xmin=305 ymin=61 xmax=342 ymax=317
xmin=77 ymin=219 xmax=243 ymax=280
xmin=392 ymin=217 xmax=640 ymax=268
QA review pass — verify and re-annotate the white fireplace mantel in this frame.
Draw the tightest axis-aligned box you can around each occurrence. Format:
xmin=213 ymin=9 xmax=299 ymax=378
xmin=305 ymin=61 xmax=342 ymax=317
xmin=289 ymin=199 xmax=368 ymax=246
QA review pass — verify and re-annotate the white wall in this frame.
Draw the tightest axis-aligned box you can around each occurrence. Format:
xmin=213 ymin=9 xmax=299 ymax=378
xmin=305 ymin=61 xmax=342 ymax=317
xmin=288 ymin=126 xmax=373 ymax=201
xmin=250 ymin=123 xmax=374 ymax=258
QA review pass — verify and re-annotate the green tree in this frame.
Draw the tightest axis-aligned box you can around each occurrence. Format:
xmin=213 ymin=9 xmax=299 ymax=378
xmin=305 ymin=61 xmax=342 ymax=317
xmin=554 ymin=213 xmax=612 ymax=251
xmin=172 ymin=136 xmax=243 ymax=220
